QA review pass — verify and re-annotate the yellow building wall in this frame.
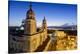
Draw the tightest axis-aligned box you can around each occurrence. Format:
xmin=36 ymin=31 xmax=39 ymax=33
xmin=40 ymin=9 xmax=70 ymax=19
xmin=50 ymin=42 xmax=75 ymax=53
xmin=24 ymin=30 xmax=47 ymax=52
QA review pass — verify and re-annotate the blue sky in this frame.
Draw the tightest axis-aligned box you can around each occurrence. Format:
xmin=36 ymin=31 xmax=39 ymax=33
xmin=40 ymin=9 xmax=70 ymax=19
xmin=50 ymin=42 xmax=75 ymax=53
xmin=9 ymin=1 xmax=77 ymax=26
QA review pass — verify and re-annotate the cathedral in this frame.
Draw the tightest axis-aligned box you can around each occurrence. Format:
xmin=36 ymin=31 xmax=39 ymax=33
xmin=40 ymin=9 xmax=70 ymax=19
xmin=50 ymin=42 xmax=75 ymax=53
xmin=23 ymin=3 xmax=47 ymax=52
xmin=9 ymin=3 xmax=48 ymax=52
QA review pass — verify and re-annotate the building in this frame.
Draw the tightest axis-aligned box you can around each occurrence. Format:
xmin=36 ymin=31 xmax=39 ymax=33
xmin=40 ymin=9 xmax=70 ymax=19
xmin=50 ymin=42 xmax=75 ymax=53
xmin=9 ymin=3 xmax=48 ymax=53
xmin=23 ymin=3 xmax=47 ymax=52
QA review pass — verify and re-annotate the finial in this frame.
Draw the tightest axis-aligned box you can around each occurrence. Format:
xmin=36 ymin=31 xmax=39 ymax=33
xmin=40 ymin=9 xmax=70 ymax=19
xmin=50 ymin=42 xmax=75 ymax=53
xmin=30 ymin=2 xmax=32 ymax=9
xmin=44 ymin=16 xmax=46 ymax=21
xmin=44 ymin=16 xmax=45 ymax=19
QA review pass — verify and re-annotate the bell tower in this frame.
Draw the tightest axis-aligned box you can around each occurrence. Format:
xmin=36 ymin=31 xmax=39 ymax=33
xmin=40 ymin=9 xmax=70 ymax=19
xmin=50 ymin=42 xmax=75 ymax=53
xmin=42 ymin=16 xmax=47 ymax=30
xmin=24 ymin=3 xmax=37 ymax=35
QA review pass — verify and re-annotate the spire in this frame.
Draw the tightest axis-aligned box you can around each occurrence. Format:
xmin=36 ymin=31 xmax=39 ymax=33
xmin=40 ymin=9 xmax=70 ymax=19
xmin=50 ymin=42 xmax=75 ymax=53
xmin=43 ymin=16 xmax=46 ymax=23
xmin=44 ymin=16 xmax=46 ymax=21
xmin=42 ymin=16 xmax=47 ymax=30
xmin=30 ymin=2 xmax=32 ymax=9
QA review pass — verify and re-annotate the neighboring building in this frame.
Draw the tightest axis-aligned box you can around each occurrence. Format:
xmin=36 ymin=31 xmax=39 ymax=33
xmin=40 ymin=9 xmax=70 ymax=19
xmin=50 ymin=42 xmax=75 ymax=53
xmin=52 ymin=30 xmax=77 ymax=50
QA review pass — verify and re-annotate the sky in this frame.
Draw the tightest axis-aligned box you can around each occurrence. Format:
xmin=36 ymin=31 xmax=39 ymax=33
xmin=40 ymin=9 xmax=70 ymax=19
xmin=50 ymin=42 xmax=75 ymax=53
xmin=9 ymin=1 xmax=77 ymax=27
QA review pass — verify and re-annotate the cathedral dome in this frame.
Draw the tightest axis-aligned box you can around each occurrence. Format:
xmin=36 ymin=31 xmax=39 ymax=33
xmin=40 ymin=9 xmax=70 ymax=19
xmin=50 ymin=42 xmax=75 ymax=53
xmin=26 ymin=3 xmax=35 ymax=19
xmin=27 ymin=8 xmax=34 ymax=14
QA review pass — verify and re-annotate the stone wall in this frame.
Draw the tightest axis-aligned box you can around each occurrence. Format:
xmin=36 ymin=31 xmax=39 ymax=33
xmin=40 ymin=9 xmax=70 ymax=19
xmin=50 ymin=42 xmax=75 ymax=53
xmin=24 ymin=30 xmax=47 ymax=52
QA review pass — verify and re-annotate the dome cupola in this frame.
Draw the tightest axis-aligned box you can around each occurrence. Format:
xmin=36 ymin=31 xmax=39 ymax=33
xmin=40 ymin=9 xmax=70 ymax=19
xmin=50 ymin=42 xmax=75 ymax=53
xmin=26 ymin=3 xmax=35 ymax=19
